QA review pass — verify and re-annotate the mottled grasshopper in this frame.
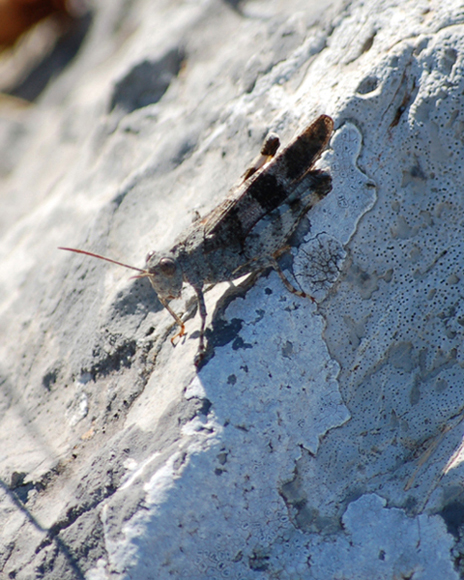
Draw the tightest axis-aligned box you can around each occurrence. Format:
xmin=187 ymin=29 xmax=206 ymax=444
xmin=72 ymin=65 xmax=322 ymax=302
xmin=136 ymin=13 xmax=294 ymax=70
xmin=60 ymin=114 xmax=334 ymax=362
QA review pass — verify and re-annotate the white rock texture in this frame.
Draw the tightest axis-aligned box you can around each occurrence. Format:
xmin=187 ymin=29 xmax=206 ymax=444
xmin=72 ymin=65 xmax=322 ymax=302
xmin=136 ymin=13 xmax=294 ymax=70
xmin=1 ymin=0 xmax=464 ymax=578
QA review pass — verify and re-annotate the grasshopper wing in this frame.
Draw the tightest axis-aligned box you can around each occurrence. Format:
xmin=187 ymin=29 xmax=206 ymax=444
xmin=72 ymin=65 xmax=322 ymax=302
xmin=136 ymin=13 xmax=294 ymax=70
xmin=203 ymin=115 xmax=334 ymax=248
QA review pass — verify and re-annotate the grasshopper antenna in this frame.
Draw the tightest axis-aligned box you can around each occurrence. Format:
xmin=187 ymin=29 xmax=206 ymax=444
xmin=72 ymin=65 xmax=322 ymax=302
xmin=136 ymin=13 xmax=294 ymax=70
xmin=59 ymin=246 xmax=186 ymax=342
xmin=58 ymin=247 xmax=148 ymax=276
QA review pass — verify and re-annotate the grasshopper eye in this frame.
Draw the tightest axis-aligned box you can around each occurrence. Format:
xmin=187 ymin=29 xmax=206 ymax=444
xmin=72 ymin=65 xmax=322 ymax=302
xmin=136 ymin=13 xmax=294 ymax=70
xmin=159 ymin=258 xmax=176 ymax=276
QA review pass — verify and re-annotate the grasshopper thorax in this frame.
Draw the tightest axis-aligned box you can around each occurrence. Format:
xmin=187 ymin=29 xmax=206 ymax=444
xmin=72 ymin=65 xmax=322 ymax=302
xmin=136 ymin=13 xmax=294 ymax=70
xmin=145 ymin=251 xmax=183 ymax=301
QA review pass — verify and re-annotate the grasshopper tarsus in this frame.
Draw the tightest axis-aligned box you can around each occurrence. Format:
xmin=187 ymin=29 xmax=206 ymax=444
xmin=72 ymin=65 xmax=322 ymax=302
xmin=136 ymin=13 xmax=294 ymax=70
xmin=170 ymin=324 xmax=186 ymax=346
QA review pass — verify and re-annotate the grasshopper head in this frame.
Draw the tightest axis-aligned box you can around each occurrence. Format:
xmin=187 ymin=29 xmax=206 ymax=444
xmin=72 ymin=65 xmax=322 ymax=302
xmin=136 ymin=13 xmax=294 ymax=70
xmin=145 ymin=251 xmax=183 ymax=301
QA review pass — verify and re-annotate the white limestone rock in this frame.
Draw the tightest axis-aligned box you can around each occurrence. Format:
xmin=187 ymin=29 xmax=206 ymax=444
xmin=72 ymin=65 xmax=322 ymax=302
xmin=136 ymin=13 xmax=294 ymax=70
xmin=0 ymin=0 xmax=463 ymax=578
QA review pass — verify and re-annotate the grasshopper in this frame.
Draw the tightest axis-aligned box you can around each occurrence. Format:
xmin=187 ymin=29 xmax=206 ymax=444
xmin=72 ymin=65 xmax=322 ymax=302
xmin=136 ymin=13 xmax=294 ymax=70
xmin=60 ymin=114 xmax=334 ymax=363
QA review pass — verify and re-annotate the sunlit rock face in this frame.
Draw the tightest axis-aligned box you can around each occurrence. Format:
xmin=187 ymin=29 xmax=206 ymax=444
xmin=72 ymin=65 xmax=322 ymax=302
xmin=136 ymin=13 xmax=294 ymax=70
xmin=0 ymin=0 xmax=463 ymax=578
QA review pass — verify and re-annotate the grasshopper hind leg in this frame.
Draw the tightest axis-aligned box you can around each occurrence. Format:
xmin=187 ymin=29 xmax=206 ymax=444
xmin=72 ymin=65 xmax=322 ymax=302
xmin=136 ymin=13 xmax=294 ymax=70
xmin=269 ymin=254 xmax=314 ymax=302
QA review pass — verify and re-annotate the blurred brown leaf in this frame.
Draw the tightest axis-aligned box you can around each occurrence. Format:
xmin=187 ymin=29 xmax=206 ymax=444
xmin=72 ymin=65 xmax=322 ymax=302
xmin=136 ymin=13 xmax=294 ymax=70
xmin=0 ymin=0 xmax=70 ymax=46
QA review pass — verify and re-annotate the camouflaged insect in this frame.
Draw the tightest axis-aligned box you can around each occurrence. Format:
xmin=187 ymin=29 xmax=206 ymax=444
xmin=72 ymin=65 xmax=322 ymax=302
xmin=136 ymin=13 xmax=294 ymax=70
xmin=60 ymin=114 xmax=334 ymax=363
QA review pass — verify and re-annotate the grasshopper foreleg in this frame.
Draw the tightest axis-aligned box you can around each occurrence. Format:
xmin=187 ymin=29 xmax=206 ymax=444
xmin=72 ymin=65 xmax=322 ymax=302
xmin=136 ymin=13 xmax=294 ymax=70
xmin=158 ymin=297 xmax=186 ymax=344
